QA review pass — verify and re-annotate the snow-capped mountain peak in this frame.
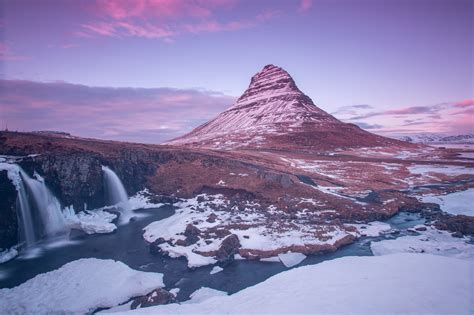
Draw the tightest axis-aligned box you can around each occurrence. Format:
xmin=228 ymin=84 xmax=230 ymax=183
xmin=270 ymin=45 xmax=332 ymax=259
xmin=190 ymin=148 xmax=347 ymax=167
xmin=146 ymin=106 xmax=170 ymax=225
xmin=165 ymin=65 xmax=404 ymax=150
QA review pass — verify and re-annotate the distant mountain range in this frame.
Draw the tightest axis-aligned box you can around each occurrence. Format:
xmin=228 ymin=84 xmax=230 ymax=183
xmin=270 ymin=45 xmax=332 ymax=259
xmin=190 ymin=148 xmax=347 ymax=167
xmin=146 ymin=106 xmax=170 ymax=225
xmin=397 ymin=134 xmax=474 ymax=144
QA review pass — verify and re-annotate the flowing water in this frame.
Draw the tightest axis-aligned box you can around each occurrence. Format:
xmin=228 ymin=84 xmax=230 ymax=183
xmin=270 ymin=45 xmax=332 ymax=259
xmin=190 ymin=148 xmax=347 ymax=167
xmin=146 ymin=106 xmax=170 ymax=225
xmin=14 ymin=167 xmax=67 ymax=248
xmin=102 ymin=166 xmax=129 ymax=207
xmin=0 ymin=207 xmax=424 ymax=303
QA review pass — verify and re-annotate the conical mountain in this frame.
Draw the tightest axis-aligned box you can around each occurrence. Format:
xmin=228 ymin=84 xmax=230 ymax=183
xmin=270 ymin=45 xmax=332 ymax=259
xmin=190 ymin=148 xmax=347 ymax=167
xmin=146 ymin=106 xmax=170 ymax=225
xmin=165 ymin=64 xmax=403 ymax=150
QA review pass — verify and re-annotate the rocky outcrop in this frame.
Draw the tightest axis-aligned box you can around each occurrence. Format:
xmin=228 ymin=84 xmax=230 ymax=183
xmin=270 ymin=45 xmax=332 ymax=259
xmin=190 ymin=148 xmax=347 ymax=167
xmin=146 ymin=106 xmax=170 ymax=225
xmin=0 ymin=171 xmax=18 ymax=249
xmin=216 ymin=234 xmax=241 ymax=264
xmin=131 ymin=288 xmax=176 ymax=309
xmin=434 ymin=215 xmax=474 ymax=236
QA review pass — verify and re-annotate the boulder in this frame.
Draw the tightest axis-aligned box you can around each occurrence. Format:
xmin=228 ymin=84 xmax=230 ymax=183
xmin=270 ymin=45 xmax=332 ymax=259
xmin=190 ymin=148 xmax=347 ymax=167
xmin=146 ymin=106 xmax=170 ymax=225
xmin=184 ymin=224 xmax=201 ymax=245
xmin=131 ymin=288 xmax=176 ymax=309
xmin=216 ymin=234 xmax=241 ymax=264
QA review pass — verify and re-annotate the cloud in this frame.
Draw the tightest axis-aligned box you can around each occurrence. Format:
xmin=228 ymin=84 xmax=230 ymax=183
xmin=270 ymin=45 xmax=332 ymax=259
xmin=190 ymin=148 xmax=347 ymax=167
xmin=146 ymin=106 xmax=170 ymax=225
xmin=0 ymin=80 xmax=235 ymax=143
xmin=336 ymin=100 xmax=473 ymax=135
xmin=78 ymin=0 xmax=279 ymax=41
xmin=330 ymin=104 xmax=373 ymax=116
xmin=298 ymin=0 xmax=313 ymax=13
xmin=0 ymin=43 xmax=29 ymax=61
xmin=353 ymin=121 xmax=383 ymax=130
xmin=346 ymin=102 xmax=454 ymax=121
xmin=453 ymin=99 xmax=474 ymax=108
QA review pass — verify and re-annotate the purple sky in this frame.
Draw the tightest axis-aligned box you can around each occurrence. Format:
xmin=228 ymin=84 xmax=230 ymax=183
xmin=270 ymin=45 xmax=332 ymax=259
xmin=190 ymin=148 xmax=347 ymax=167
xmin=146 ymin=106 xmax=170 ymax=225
xmin=0 ymin=0 xmax=472 ymax=143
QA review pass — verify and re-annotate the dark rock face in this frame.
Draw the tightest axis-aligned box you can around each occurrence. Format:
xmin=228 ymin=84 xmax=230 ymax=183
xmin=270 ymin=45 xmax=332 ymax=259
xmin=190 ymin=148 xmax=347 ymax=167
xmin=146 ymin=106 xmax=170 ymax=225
xmin=131 ymin=288 xmax=176 ymax=309
xmin=0 ymin=171 xmax=18 ymax=249
xmin=183 ymin=224 xmax=201 ymax=245
xmin=434 ymin=215 xmax=474 ymax=236
xmin=216 ymin=234 xmax=241 ymax=263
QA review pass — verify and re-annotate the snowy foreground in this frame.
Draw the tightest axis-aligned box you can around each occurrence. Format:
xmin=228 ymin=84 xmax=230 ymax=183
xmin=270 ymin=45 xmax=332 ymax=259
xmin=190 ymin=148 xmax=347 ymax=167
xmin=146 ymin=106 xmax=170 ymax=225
xmin=1 ymin=254 xmax=471 ymax=314
xmin=119 ymin=253 xmax=472 ymax=315
xmin=417 ymin=188 xmax=474 ymax=216
xmin=0 ymin=259 xmax=164 ymax=314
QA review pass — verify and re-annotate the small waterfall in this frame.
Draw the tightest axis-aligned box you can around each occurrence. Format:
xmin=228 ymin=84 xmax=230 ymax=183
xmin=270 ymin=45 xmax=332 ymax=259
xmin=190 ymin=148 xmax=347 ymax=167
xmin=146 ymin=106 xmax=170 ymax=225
xmin=101 ymin=166 xmax=129 ymax=209
xmin=16 ymin=179 xmax=36 ymax=247
xmin=20 ymin=171 xmax=66 ymax=236
xmin=12 ymin=167 xmax=66 ymax=248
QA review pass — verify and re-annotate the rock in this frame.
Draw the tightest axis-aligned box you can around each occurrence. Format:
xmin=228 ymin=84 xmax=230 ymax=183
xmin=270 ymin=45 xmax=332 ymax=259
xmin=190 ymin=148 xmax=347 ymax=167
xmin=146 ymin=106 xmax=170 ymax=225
xmin=0 ymin=171 xmax=18 ymax=249
xmin=131 ymin=288 xmax=176 ymax=309
xmin=451 ymin=231 xmax=463 ymax=238
xmin=184 ymin=224 xmax=201 ymax=245
xmin=415 ymin=226 xmax=427 ymax=231
xmin=216 ymin=234 xmax=241 ymax=264
xmin=434 ymin=215 xmax=474 ymax=236
xmin=206 ymin=213 xmax=218 ymax=223
xmin=149 ymin=238 xmax=166 ymax=254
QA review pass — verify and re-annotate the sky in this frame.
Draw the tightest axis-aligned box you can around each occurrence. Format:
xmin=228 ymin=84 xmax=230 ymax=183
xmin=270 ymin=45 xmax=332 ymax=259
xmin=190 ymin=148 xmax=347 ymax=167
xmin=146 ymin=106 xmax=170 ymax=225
xmin=0 ymin=0 xmax=472 ymax=143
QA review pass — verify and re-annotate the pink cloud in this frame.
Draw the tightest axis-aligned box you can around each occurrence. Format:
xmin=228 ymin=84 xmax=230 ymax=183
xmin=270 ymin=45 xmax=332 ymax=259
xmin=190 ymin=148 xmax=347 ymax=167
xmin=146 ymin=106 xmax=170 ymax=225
xmin=93 ymin=0 xmax=235 ymax=20
xmin=0 ymin=43 xmax=29 ymax=61
xmin=298 ymin=0 xmax=313 ymax=13
xmin=453 ymin=99 xmax=474 ymax=108
xmin=78 ymin=0 xmax=279 ymax=41
xmin=336 ymin=99 xmax=473 ymax=135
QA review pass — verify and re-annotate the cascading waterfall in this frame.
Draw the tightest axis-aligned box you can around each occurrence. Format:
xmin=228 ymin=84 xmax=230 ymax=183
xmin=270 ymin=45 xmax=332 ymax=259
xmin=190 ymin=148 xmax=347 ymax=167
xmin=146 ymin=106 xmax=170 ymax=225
xmin=16 ymin=178 xmax=36 ymax=247
xmin=20 ymin=171 xmax=66 ymax=237
xmin=2 ymin=164 xmax=67 ymax=248
xmin=101 ymin=166 xmax=130 ymax=211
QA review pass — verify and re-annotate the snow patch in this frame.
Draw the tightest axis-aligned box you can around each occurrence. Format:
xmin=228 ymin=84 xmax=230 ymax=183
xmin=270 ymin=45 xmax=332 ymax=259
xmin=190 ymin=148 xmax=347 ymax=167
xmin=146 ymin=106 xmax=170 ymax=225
xmin=416 ymin=188 xmax=474 ymax=216
xmin=278 ymin=252 xmax=306 ymax=267
xmin=121 ymin=254 xmax=472 ymax=315
xmin=371 ymin=226 xmax=474 ymax=260
xmin=0 ymin=258 xmax=164 ymax=314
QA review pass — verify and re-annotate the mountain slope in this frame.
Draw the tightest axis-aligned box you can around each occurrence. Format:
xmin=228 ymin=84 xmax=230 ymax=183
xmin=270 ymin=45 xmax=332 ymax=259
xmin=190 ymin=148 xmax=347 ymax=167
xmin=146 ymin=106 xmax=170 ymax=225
xmin=165 ymin=65 xmax=406 ymax=151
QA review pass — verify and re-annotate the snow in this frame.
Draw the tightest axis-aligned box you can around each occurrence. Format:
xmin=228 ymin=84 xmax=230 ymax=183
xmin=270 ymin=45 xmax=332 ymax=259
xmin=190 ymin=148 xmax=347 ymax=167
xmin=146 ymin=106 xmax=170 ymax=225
xmin=63 ymin=206 xmax=117 ymax=234
xmin=143 ymin=194 xmax=353 ymax=267
xmin=210 ymin=266 xmax=223 ymax=275
xmin=347 ymin=221 xmax=392 ymax=237
xmin=417 ymin=188 xmax=474 ymax=216
xmin=0 ymin=258 xmax=164 ymax=314
xmin=128 ymin=189 xmax=164 ymax=210
xmin=0 ymin=162 xmax=22 ymax=190
xmin=458 ymin=152 xmax=474 ymax=159
xmin=120 ymin=254 xmax=472 ymax=315
xmin=169 ymin=288 xmax=180 ymax=295
xmin=408 ymin=164 xmax=474 ymax=176
xmin=278 ymin=252 xmax=306 ymax=267
xmin=259 ymin=256 xmax=280 ymax=262
xmin=371 ymin=226 xmax=474 ymax=260
xmin=185 ymin=287 xmax=228 ymax=304
xmin=0 ymin=247 xmax=18 ymax=264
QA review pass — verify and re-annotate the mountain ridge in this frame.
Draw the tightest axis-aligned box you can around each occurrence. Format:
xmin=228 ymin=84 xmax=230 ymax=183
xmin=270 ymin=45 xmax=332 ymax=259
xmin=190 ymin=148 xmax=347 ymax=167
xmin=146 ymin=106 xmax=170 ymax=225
xmin=165 ymin=64 xmax=409 ymax=151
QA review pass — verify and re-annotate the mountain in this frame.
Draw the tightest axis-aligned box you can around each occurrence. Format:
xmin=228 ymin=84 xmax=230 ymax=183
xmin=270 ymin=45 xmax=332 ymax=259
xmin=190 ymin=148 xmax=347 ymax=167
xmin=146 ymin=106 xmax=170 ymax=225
xmin=398 ymin=134 xmax=474 ymax=144
xmin=165 ymin=64 xmax=405 ymax=151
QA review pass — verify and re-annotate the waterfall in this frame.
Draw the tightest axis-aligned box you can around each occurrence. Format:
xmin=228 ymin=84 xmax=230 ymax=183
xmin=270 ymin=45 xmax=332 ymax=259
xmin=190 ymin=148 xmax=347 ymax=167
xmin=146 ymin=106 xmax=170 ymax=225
xmin=101 ymin=166 xmax=129 ymax=209
xmin=2 ymin=165 xmax=67 ymax=248
xmin=20 ymin=171 xmax=66 ymax=237
xmin=16 ymin=178 xmax=36 ymax=247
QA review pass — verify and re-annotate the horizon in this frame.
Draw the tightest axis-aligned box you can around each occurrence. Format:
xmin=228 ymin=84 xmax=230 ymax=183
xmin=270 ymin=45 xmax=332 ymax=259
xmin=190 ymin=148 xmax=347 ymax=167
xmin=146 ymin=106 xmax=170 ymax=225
xmin=1 ymin=0 xmax=473 ymax=143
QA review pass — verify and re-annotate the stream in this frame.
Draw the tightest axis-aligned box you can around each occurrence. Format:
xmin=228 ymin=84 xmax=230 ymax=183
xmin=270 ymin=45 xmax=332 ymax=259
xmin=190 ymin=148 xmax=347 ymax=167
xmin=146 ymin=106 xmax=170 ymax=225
xmin=0 ymin=206 xmax=424 ymax=303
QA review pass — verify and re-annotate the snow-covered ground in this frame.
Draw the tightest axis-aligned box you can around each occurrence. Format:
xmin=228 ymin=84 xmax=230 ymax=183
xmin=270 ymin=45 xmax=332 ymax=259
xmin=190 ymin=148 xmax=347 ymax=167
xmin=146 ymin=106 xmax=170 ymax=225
xmin=408 ymin=164 xmax=474 ymax=176
xmin=416 ymin=188 xmax=474 ymax=216
xmin=143 ymin=194 xmax=356 ymax=268
xmin=120 ymin=253 xmax=472 ymax=315
xmin=371 ymin=226 xmax=474 ymax=260
xmin=0 ymin=258 xmax=164 ymax=314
